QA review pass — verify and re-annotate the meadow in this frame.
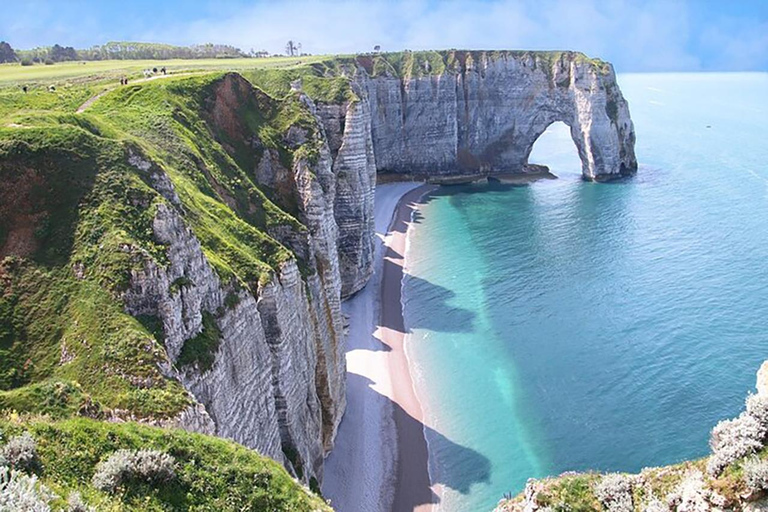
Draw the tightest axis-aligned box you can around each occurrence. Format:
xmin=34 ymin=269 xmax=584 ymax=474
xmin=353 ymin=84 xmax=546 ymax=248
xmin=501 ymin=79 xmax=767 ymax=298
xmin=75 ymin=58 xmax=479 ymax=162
xmin=0 ymin=55 xmax=333 ymax=86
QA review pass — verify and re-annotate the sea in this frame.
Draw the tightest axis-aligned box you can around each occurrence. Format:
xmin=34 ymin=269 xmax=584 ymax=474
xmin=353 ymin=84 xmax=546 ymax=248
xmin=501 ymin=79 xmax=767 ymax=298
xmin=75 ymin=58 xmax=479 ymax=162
xmin=401 ymin=72 xmax=768 ymax=511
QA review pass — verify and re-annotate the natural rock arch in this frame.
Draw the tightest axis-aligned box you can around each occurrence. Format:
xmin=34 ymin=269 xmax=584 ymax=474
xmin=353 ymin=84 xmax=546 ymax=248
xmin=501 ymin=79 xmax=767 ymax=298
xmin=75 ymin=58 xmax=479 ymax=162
xmin=526 ymin=121 xmax=583 ymax=172
xmin=359 ymin=51 xmax=637 ymax=181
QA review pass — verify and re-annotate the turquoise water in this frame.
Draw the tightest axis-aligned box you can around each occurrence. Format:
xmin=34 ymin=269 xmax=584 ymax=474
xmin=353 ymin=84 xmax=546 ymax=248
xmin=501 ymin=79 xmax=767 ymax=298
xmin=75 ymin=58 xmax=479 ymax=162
xmin=402 ymin=73 xmax=768 ymax=511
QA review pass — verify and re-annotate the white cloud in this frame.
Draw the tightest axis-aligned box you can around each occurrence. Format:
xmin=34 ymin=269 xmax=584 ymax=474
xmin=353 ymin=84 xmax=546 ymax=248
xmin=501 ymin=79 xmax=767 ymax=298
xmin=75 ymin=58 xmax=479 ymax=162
xmin=3 ymin=0 xmax=767 ymax=71
xmin=137 ymin=0 xmax=712 ymax=71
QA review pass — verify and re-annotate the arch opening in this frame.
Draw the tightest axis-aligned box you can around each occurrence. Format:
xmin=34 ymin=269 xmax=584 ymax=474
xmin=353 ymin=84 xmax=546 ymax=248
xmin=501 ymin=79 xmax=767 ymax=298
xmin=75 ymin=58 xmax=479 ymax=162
xmin=527 ymin=121 xmax=584 ymax=178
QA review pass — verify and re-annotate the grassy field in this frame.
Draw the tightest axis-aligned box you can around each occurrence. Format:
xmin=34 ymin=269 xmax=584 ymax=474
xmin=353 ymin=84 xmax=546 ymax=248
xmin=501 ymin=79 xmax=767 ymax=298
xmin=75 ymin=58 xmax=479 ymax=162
xmin=0 ymin=55 xmax=335 ymax=86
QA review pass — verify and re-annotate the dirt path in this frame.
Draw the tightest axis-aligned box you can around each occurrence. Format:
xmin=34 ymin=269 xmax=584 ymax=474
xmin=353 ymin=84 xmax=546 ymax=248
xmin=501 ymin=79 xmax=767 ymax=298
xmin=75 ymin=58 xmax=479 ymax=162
xmin=76 ymin=72 xmax=200 ymax=113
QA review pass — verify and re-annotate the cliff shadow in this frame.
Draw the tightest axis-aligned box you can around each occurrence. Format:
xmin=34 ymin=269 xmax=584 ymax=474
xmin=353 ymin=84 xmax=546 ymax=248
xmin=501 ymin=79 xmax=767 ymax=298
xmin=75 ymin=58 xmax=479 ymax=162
xmin=386 ymin=192 xmax=435 ymax=235
xmin=380 ymin=254 xmax=475 ymax=334
xmin=349 ymin=372 xmax=491 ymax=511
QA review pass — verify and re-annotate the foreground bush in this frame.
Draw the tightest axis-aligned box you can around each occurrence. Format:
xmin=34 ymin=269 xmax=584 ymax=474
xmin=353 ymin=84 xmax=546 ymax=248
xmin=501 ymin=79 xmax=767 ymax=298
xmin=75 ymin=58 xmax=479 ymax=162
xmin=1 ymin=431 xmax=38 ymax=471
xmin=66 ymin=491 xmax=95 ymax=512
xmin=0 ymin=416 xmax=330 ymax=510
xmin=0 ymin=466 xmax=51 ymax=511
xmin=743 ymin=457 xmax=768 ymax=493
xmin=594 ymin=473 xmax=634 ymax=512
xmin=92 ymin=449 xmax=176 ymax=493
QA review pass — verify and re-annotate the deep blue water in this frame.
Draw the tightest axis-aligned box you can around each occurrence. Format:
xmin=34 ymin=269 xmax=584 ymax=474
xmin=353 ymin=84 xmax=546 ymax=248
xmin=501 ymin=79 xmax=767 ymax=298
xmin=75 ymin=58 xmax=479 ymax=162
xmin=402 ymin=73 xmax=768 ymax=511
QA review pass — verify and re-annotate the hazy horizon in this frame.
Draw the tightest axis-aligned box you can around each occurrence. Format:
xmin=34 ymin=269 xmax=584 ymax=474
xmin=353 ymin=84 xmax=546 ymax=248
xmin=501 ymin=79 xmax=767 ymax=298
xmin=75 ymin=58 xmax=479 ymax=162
xmin=2 ymin=0 xmax=767 ymax=73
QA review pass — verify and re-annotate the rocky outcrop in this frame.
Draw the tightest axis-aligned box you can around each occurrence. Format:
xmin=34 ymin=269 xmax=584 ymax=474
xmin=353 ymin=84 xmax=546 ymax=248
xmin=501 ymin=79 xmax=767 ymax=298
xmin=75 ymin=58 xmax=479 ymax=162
xmin=315 ymin=50 xmax=636 ymax=296
xmin=356 ymin=51 xmax=636 ymax=181
xmin=316 ymin=97 xmax=377 ymax=298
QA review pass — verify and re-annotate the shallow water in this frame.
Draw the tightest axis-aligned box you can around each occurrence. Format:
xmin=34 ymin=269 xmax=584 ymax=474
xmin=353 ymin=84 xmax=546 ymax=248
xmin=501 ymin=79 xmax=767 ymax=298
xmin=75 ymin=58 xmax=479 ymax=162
xmin=402 ymin=72 xmax=768 ymax=511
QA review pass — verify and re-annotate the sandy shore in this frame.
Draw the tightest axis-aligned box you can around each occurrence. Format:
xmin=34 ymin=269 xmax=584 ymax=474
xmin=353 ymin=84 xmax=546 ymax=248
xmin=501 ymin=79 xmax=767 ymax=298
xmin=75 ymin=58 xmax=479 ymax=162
xmin=323 ymin=182 xmax=436 ymax=512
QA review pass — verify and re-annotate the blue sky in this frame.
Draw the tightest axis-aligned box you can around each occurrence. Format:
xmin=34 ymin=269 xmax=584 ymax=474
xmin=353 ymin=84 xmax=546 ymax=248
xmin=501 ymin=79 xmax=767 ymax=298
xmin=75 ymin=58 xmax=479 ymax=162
xmin=2 ymin=0 xmax=767 ymax=71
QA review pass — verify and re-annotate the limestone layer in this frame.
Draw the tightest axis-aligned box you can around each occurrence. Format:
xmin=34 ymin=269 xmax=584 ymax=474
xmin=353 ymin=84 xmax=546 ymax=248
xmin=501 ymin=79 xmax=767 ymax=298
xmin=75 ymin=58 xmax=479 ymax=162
xmin=318 ymin=50 xmax=637 ymax=296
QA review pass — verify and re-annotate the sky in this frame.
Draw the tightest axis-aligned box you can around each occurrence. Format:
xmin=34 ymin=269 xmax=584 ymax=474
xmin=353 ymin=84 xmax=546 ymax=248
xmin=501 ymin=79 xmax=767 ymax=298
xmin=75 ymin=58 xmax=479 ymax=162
xmin=1 ymin=0 xmax=767 ymax=72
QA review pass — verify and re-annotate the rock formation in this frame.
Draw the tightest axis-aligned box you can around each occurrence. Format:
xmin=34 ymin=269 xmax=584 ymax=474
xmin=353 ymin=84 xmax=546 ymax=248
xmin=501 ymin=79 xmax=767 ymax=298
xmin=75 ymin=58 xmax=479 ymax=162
xmin=317 ymin=50 xmax=637 ymax=296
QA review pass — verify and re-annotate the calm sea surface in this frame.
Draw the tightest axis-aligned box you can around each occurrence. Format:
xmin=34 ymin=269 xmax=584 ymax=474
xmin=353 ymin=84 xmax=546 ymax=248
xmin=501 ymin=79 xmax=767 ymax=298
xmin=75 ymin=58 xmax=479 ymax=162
xmin=402 ymin=73 xmax=768 ymax=511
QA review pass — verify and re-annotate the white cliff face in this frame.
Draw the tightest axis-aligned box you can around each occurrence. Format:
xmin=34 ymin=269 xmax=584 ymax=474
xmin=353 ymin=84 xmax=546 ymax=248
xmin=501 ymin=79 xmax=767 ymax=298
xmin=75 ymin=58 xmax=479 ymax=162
xmin=124 ymin=142 xmax=346 ymax=484
xmin=316 ymin=51 xmax=637 ymax=297
xmin=359 ymin=51 xmax=636 ymax=180
xmin=317 ymin=98 xmax=377 ymax=298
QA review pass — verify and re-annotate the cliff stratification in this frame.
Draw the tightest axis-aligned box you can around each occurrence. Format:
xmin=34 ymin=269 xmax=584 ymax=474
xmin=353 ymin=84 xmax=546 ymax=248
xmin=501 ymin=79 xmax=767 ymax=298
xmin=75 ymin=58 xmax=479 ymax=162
xmin=310 ymin=50 xmax=637 ymax=296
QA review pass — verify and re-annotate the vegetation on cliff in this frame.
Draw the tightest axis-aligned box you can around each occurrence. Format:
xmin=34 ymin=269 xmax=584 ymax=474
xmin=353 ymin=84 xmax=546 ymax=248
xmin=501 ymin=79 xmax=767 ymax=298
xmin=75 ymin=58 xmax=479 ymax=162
xmin=496 ymin=388 xmax=768 ymax=512
xmin=1 ymin=57 xmax=343 ymax=506
xmin=0 ymin=415 xmax=330 ymax=511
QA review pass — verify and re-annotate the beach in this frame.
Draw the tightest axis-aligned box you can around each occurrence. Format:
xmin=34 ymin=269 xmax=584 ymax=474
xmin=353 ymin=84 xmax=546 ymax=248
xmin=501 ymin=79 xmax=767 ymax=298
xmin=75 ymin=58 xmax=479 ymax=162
xmin=323 ymin=182 xmax=436 ymax=512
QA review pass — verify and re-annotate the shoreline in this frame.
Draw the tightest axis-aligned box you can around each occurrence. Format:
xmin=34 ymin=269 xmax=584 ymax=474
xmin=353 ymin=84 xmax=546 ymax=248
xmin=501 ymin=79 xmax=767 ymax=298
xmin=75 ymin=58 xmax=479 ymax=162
xmin=383 ymin=185 xmax=438 ymax=512
xmin=322 ymin=182 xmax=435 ymax=512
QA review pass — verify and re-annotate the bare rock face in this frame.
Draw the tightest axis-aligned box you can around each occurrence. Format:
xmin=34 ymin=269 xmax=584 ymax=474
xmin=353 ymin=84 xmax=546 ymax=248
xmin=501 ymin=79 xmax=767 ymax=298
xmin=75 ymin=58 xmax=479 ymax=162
xmin=316 ymin=51 xmax=637 ymax=296
xmin=359 ymin=51 xmax=636 ymax=180
xmin=316 ymin=97 xmax=377 ymax=298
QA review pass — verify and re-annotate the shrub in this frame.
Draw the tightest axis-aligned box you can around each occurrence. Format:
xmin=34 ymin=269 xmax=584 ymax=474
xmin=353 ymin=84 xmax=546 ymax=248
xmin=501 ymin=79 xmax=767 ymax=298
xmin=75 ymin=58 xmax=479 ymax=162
xmin=708 ymin=412 xmax=766 ymax=476
xmin=1 ymin=432 xmax=39 ymax=471
xmin=746 ymin=394 xmax=768 ymax=427
xmin=92 ymin=449 xmax=176 ymax=493
xmin=642 ymin=497 xmax=667 ymax=512
xmin=594 ymin=473 xmax=634 ymax=512
xmin=20 ymin=59 xmax=33 ymax=67
xmin=67 ymin=491 xmax=95 ymax=512
xmin=0 ymin=466 xmax=52 ymax=511
xmin=743 ymin=457 xmax=768 ymax=493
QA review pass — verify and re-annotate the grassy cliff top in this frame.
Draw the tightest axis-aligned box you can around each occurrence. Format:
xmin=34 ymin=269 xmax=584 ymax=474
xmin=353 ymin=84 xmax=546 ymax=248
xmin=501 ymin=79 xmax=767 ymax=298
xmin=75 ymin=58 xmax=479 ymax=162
xmin=0 ymin=415 xmax=331 ymax=511
xmin=0 ymin=70 xmax=327 ymax=421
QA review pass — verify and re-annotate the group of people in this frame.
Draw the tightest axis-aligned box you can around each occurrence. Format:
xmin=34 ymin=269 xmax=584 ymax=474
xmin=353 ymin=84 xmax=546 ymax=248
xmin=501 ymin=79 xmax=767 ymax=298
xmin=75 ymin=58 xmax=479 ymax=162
xmin=121 ymin=66 xmax=166 ymax=85
xmin=141 ymin=66 xmax=167 ymax=78
xmin=20 ymin=85 xmax=55 ymax=93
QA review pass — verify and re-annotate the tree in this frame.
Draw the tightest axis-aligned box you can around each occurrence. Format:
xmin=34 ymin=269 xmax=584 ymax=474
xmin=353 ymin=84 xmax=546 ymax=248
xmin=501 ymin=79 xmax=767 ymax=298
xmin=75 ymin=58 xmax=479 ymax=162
xmin=49 ymin=44 xmax=77 ymax=62
xmin=285 ymin=40 xmax=299 ymax=57
xmin=0 ymin=41 xmax=17 ymax=63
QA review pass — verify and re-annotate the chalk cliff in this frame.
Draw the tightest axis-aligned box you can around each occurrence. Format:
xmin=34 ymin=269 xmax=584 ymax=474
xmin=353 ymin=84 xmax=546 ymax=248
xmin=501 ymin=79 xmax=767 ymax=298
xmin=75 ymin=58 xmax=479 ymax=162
xmin=314 ymin=50 xmax=637 ymax=296
xmin=121 ymin=51 xmax=638 ymax=476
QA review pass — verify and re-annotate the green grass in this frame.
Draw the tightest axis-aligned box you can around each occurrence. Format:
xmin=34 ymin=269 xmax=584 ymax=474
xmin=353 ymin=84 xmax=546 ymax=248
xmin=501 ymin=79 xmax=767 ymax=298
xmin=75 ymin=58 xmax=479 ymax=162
xmin=0 ymin=415 xmax=330 ymax=511
xmin=534 ymin=473 xmax=602 ymax=511
xmin=0 ymin=56 xmax=333 ymax=85
xmin=176 ymin=312 xmax=221 ymax=372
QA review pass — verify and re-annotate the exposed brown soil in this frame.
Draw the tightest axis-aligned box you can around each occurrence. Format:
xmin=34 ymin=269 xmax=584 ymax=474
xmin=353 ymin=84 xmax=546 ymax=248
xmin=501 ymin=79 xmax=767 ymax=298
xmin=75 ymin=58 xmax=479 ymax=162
xmin=0 ymin=167 xmax=47 ymax=259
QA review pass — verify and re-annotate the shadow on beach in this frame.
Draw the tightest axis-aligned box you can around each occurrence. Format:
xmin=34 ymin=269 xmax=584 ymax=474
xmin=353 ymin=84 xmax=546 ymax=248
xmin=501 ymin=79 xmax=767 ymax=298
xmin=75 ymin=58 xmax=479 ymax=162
xmin=380 ymin=247 xmax=476 ymax=335
xmin=347 ymin=372 xmax=492 ymax=511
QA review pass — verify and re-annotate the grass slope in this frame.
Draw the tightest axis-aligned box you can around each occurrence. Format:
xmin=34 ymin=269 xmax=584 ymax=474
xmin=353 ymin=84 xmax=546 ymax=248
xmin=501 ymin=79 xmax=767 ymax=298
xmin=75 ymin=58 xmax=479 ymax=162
xmin=0 ymin=55 xmax=342 ymax=414
xmin=0 ymin=415 xmax=330 ymax=511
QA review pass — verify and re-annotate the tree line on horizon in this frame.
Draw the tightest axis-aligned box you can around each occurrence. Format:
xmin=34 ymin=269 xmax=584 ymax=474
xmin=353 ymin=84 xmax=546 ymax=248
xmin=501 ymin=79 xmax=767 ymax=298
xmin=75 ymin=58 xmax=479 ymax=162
xmin=0 ymin=41 xmax=280 ymax=64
